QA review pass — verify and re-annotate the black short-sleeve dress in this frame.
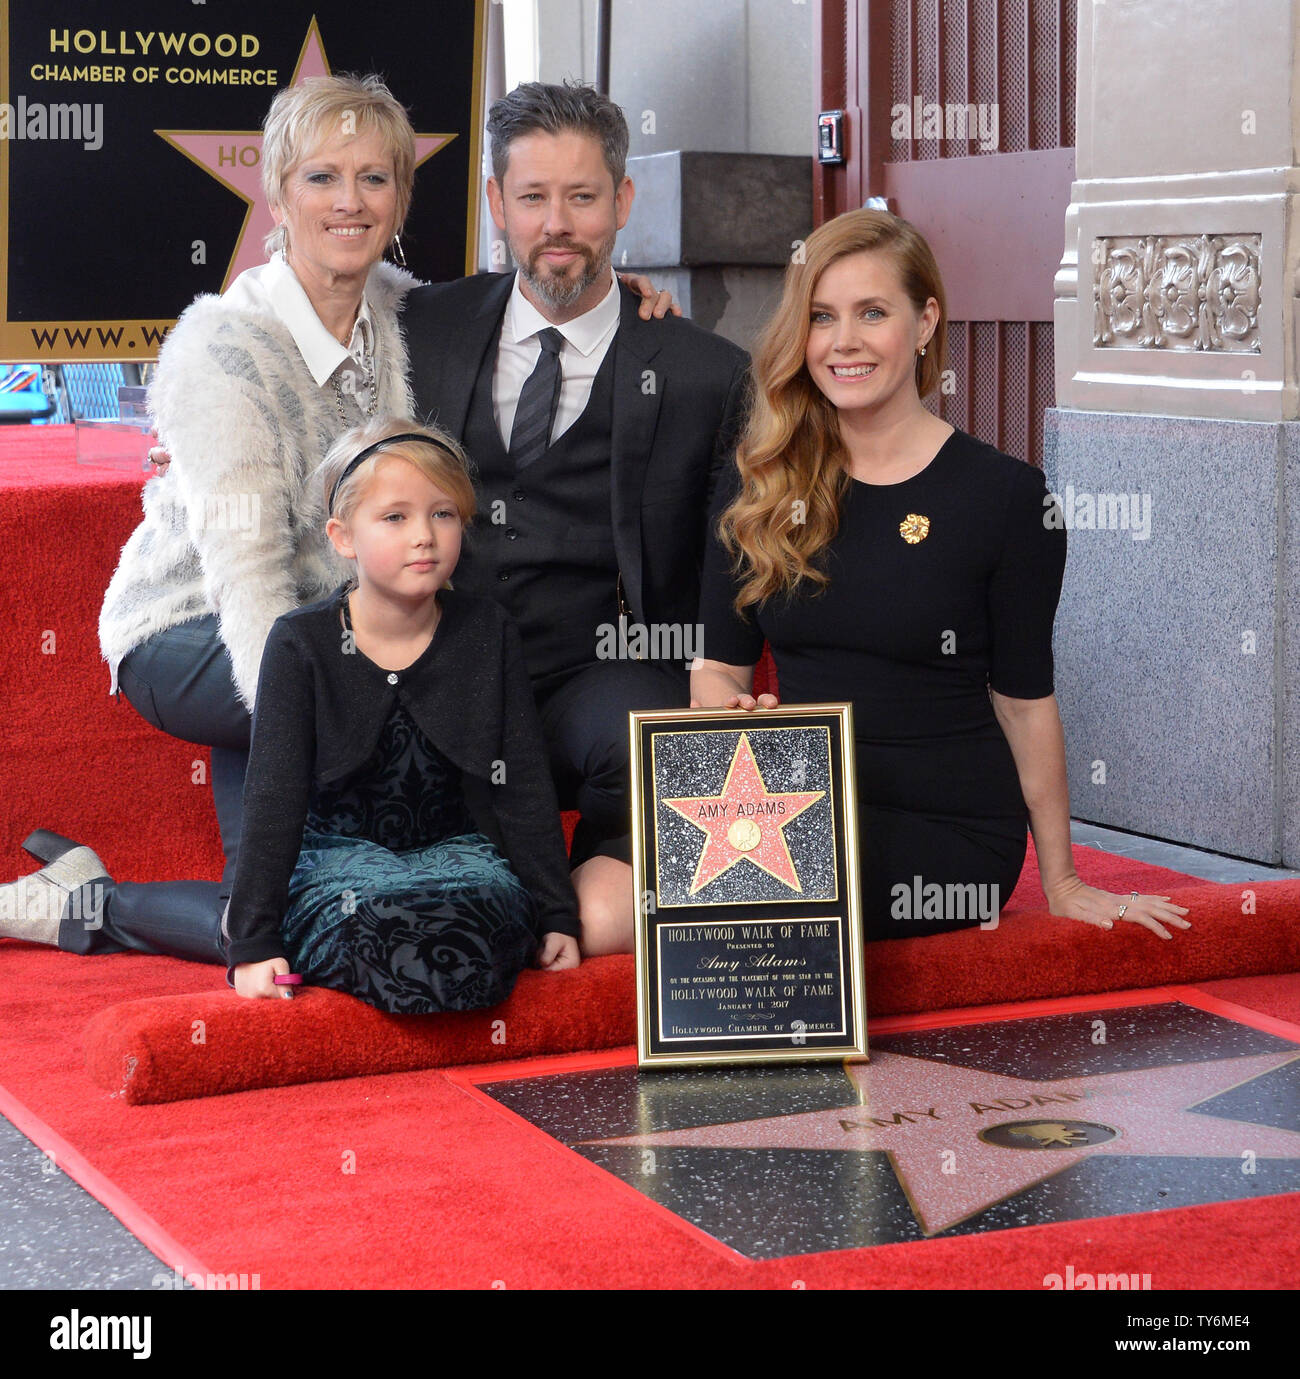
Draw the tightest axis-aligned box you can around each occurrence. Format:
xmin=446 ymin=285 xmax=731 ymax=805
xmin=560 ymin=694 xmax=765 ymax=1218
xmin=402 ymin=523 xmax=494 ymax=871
xmin=698 ymin=429 xmax=1067 ymax=939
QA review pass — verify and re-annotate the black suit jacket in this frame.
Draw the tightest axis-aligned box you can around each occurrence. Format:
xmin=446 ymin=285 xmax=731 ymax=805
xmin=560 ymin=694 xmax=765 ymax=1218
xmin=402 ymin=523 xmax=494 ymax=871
xmin=399 ymin=272 xmax=750 ymax=638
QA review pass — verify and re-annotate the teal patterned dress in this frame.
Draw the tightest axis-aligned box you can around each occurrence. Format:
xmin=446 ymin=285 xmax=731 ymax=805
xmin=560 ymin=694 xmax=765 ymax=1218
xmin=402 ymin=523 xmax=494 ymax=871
xmin=280 ymin=702 xmax=538 ymax=1013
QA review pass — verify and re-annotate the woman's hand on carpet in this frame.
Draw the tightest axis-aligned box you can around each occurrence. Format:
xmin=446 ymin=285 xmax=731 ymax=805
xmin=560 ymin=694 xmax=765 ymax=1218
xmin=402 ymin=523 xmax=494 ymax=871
xmin=1047 ymin=876 xmax=1191 ymax=939
xmin=234 ymin=956 xmax=295 ymax=999
xmin=536 ymin=933 xmax=581 ymax=971
xmin=618 ymin=272 xmax=683 ymax=319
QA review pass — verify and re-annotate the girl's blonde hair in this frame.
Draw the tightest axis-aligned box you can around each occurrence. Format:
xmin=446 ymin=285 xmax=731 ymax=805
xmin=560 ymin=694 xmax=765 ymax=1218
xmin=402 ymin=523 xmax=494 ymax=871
xmin=318 ymin=416 xmax=477 ymax=528
xmin=261 ymin=73 xmax=417 ymax=258
xmin=717 ymin=209 xmax=948 ymax=611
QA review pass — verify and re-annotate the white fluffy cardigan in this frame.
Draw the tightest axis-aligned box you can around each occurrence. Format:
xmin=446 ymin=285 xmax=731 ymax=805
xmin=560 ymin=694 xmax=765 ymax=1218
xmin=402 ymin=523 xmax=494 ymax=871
xmin=99 ymin=259 xmax=419 ymax=710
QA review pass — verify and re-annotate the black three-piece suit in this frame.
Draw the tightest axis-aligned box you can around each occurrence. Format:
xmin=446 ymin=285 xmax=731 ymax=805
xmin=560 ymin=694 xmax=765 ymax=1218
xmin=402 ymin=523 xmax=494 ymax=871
xmin=400 ymin=272 xmax=750 ymax=862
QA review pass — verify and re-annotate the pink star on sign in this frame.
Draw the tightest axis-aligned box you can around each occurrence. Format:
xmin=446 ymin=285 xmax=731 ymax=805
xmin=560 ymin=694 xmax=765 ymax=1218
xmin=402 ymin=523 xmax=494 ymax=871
xmin=156 ymin=19 xmax=456 ymax=289
xmin=662 ymin=732 xmax=825 ymax=894
xmin=586 ymin=1049 xmax=1300 ymax=1236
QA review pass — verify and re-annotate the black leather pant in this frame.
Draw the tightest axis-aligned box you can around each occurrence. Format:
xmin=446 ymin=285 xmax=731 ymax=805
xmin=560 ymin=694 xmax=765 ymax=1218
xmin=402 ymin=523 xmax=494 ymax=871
xmin=57 ymin=615 xmax=249 ymax=965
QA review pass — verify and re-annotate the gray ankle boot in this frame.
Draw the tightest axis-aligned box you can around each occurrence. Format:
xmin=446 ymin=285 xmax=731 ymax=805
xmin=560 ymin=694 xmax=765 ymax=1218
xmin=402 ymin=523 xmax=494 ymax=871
xmin=0 ymin=846 xmax=111 ymax=946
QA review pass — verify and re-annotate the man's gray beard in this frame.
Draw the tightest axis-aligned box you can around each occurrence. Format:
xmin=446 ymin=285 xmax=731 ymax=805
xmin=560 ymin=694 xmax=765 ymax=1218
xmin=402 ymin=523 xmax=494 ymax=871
xmin=516 ymin=237 xmax=614 ymax=311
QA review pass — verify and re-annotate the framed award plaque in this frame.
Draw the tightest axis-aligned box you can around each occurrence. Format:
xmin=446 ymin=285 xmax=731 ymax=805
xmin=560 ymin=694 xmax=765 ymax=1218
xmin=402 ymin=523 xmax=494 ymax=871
xmin=629 ymin=704 xmax=867 ymax=1068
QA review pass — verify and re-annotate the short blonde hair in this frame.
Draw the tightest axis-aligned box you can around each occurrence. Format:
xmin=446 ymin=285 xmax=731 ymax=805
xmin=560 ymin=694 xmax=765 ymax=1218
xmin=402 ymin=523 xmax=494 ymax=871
xmin=318 ymin=417 xmax=477 ymax=528
xmin=261 ymin=74 xmax=417 ymax=257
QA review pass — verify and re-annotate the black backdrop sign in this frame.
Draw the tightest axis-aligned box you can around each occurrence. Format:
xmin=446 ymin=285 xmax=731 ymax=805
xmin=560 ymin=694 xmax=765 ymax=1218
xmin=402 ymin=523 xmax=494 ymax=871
xmin=0 ymin=2 xmax=484 ymax=360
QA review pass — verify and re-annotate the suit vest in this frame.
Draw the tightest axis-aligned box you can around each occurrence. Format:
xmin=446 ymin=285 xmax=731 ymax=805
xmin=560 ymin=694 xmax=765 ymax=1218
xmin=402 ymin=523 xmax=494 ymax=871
xmin=454 ymin=333 xmax=621 ymax=689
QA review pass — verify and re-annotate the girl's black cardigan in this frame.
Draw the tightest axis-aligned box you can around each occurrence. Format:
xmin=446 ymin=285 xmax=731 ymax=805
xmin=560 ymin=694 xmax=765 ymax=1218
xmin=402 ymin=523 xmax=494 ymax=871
xmin=222 ymin=584 xmax=581 ymax=970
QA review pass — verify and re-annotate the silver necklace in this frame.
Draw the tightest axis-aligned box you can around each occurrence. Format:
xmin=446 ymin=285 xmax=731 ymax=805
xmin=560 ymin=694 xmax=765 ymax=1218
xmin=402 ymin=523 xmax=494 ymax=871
xmin=334 ymin=358 xmax=377 ymax=424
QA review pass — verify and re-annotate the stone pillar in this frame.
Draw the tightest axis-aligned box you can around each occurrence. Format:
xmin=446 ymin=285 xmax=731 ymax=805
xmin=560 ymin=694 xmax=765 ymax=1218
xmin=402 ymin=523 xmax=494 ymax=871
xmin=1048 ymin=0 xmax=1300 ymax=863
xmin=614 ymin=151 xmax=812 ymax=351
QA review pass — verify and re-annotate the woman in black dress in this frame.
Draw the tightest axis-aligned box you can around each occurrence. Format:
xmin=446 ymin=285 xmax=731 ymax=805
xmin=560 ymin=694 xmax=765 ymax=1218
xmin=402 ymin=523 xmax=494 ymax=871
xmin=692 ymin=209 xmax=1191 ymax=942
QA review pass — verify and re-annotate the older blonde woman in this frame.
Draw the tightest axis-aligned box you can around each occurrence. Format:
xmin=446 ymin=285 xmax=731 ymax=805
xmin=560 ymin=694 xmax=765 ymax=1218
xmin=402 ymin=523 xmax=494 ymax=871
xmin=1 ymin=73 xmax=667 ymax=964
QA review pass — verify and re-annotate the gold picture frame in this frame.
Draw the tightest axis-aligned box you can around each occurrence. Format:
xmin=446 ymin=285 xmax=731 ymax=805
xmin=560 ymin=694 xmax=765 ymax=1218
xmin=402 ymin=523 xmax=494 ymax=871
xmin=629 ymin=704 xmax=867 ymax=1068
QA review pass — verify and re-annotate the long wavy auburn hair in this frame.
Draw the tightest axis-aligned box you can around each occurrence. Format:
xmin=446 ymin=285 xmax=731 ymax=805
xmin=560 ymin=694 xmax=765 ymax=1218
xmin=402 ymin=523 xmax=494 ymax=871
xmin=718 ymin=209 xmax=948 ymax=612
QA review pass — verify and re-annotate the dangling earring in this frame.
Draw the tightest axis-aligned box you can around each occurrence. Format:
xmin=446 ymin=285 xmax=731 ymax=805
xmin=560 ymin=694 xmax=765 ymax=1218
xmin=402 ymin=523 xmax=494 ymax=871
xmin=390 ymin=233 xmax=407 ymax=268
xmin=918 ymin=345 xmax=927 ymax=357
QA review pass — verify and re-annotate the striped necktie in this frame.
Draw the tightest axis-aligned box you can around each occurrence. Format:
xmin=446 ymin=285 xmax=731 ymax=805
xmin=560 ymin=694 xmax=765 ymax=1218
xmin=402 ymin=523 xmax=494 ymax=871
xmin=508 ymin=327 xmax=564 ymax=471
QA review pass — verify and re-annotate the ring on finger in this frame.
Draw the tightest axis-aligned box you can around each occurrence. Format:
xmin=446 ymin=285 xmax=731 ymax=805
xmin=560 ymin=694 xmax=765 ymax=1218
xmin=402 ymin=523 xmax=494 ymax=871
xmin=1116 ymin=903 xmax=1129 ymax=918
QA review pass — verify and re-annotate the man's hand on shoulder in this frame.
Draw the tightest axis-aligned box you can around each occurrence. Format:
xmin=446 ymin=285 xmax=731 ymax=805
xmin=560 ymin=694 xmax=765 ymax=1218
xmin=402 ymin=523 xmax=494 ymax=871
xmin=619 ymin=272 xmax=682 ymax=319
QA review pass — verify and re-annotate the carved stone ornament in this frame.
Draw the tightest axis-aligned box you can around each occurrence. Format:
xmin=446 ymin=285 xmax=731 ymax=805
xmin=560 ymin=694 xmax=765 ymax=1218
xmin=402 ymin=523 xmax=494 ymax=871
xmin=1092 ymin=234 xmax=1261 ymax=353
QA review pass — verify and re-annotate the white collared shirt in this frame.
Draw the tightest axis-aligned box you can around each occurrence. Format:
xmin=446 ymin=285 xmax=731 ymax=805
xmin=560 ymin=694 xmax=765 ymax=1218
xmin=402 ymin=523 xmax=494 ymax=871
xmin=221 ymin=252 xmax=376 ymax=415
xmin=493 ymin=269 xmax=621 ymax=450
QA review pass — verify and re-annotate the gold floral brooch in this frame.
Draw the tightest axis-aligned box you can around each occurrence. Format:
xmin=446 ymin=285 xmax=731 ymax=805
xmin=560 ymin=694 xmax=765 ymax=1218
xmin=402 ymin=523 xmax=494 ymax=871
xmin=899 ymin=513 xmax=931 ymax=544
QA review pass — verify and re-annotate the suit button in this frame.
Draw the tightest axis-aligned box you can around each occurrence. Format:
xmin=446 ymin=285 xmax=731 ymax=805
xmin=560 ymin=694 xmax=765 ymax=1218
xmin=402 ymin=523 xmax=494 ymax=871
xmin=512 ymin=490 xmax=525 ymax=502
xmin=387 ymin=672 xmax=399 ymax=685
xmin=497 ymin=571 xmax=510 ymax=582
xmin=505 ymin=527 xmax=517 ymax=539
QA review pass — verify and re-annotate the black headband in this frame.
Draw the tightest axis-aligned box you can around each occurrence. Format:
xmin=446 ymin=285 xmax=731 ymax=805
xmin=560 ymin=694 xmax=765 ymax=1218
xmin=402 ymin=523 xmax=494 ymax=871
xmin=328 ymin=433 xmax=435 ymax=516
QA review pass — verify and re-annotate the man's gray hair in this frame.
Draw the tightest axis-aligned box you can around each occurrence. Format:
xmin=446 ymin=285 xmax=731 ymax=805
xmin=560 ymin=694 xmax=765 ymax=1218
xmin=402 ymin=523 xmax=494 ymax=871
xmin=487 ymin=81 xmax=629 ymax=188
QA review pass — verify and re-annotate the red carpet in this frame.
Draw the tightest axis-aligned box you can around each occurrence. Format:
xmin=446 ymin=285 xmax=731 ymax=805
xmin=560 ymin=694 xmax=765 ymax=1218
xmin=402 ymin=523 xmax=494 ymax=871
xmin=2 ymin=958 xmax=1298 ymax=1289
xmin=0 ymin=429 xmax=225 ymax=888
xmin=5 ymin=427 xmax=1299 ymax=1287
xmin=3 ymin=849 xmax=1298 ymax=1288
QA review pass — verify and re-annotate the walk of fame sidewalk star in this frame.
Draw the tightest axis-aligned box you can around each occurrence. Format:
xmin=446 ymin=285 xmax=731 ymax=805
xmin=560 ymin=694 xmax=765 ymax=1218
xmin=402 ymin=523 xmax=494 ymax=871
xmin=586 ymin=1050 xmax=1300 ymax=1235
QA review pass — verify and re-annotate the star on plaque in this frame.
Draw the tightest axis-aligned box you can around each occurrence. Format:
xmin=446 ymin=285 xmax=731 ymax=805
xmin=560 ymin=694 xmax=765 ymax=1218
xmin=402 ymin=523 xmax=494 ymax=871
xmin=661 ymin=733 xmax=825 ymax=894
xmin=155 ymin=19 xmax=457 ymax=290
xmin=586 ymin=1049 xmax=1300 ymax=1236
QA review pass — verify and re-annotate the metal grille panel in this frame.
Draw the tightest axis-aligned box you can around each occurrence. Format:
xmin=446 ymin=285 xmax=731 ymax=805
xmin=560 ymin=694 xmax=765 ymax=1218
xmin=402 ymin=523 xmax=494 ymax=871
xmin=939 ymin=320 xmax=1053 ymax=466
xmin=999 ymin=0 xmax=1029 ymax=152
xmin=1030 ymin=0 xmax=1059 ymax=148
xmin=1062 ymin=0 xmax=1077 ymax=148
xmin=999 ymin=320 xmax=1029 ymax=462
xmin=872 ymin=3 xmax=1068 ymax=467
xmin=887 ymin=1 xmax=1067 ymax=158
xmin=970 ymin=320 xmax=999 ymax=445
xmin=890 ymin=0 xmax=912 ymax=162
xmin=37 ymin=363 xmax=142 ymax=424
xmin=915 ymin=0 xmax=941 ymax=160
xmin=941 ymin=0 xmax=969 ymax=156
xmin=970 ymin=0 xmax=999 ymax=152
xmin=937 ymin=316 xmax=966 ymax=428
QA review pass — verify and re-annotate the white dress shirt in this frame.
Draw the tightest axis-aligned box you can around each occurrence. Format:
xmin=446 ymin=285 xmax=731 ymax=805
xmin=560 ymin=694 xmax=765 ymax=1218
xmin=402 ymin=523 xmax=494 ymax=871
xmin=493 ymin=268 xmax=621 ymax=450
xmin=221 ymin=252 xmax=376 ymax=416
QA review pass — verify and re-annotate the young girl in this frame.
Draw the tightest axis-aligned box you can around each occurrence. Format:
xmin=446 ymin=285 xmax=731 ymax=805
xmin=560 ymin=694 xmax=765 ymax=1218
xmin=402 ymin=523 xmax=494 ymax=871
xmin=226 ymin=417 xmax=581 ymax=1009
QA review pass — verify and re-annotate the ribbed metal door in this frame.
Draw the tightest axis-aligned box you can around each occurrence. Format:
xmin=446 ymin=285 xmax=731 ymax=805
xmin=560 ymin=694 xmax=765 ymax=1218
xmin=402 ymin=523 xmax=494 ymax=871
xmin=815 ymin=0 xmax=1076 ymax=465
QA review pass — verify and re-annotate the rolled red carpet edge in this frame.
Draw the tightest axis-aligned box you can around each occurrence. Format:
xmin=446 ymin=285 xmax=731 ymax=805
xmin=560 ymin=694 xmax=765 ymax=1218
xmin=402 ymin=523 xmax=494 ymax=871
xmin=83 ymin=878 xmax=1300 ymax=1105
